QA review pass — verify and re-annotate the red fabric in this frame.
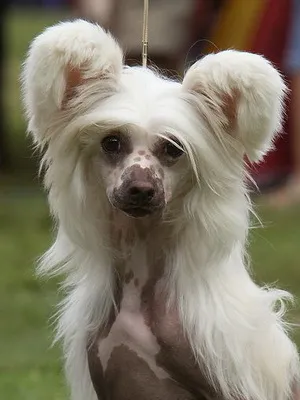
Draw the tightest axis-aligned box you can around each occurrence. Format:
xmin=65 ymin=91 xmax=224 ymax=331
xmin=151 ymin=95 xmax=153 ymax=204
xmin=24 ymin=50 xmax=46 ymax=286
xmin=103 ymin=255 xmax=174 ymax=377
xmin=247 ymin=0 xmax=292 ymax=184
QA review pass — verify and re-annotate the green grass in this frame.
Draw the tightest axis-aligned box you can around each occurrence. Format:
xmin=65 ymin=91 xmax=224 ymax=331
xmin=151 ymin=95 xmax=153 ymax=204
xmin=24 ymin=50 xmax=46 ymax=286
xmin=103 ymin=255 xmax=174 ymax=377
xmin=4 ymin=7 xmax=67 ymax=175
xmin=1 ymin=7 xmax=69 ymax=400
xmin=0 ymin=190 xmax=67 ymax=399
xmin=250 ymin=205 xmax=300 ymax=345
xmin=2 ymin=7 xmax=300 ymax=400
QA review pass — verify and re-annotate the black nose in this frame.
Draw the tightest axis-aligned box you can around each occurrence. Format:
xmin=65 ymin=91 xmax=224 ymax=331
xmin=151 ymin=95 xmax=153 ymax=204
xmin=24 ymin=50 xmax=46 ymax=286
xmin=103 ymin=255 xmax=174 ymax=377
xmin=128 ymin=184 xmax=155 ymax=206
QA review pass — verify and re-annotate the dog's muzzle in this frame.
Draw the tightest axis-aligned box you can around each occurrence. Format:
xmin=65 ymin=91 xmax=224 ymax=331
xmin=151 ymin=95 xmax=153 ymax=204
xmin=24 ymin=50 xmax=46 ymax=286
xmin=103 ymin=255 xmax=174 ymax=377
xmin=112 ymin=166 xmax=165 ymax=218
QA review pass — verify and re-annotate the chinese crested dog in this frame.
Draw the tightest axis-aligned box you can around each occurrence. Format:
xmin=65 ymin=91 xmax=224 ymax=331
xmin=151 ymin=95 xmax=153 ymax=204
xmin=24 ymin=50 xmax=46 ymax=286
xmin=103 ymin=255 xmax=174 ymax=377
xmin=22 ymin=20 xmax=300 ymax=400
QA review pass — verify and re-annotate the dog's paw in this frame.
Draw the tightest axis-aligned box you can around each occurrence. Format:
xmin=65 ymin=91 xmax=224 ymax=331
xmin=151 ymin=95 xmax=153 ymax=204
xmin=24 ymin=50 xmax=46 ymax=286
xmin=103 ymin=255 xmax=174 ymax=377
xmin=183 ymin=50 xmax=287 ymax=162
xmin=22 ymin=19 xmax=123 ymax=143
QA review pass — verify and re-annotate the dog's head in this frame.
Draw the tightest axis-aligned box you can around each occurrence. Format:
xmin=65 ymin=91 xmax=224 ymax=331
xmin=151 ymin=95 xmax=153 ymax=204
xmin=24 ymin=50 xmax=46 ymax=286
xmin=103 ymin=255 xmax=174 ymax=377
xmin=22 ymin=20 xmax=286 ymax=227
xmin=90 ymin=66 xmax=194 ymax=219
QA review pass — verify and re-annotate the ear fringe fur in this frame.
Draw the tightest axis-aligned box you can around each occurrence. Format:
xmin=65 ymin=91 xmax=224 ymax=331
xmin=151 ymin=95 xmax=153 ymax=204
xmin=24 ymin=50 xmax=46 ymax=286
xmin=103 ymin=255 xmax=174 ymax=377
xmin=183 ymin=50 xmax=288 ymax=162
xmin=21 ymin=19 xmax=123 ymax=144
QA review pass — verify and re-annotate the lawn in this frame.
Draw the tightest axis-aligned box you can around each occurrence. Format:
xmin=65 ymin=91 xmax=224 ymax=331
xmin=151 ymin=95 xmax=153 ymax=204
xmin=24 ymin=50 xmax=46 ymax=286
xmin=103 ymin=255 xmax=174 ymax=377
xmin=1 ymin=7 xmax=68 ymax=400
xmin=4 ymin=7 xmax=68 ymax=175
xmin=0 ymin=189 xmax=66 ymax=400
xmin=1 ymin=7 xmax=300 ymax=400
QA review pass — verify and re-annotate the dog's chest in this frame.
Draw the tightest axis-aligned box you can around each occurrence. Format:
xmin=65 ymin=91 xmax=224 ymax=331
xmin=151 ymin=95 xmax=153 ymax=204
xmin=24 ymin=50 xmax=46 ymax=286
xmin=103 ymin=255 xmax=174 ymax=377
xmin=88 ymin=242 xmax=216 ymax=400
xmin=97 ymin=244 xmax=168 ymax=379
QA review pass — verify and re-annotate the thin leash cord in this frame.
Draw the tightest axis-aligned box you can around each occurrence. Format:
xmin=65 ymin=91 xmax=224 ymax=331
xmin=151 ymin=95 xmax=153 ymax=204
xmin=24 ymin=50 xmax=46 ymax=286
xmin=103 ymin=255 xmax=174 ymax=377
xmin=142 ymin=0 xmax=149 ymax=67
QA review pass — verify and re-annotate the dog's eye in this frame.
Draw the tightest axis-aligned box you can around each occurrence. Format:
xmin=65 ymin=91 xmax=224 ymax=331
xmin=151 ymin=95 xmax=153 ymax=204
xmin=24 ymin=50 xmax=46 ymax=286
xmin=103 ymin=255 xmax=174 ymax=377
xmin=101 ymin=135 xmax=121 ymax=153
xmin=164 ymin=140 xmax=184 ymax=158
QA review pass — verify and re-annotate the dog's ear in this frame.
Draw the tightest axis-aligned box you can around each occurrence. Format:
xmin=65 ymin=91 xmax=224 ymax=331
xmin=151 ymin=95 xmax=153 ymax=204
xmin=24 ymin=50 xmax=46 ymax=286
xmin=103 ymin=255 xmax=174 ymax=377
xmin=22 ymin=19 xmax=123 ymax=144
xmin=182 ymin=50 xmax=287 ymax=162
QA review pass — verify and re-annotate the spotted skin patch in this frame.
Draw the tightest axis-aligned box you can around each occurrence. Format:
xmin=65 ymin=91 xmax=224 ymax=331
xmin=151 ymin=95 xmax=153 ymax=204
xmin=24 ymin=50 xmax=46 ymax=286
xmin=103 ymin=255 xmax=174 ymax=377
xmin=87 ymin=211 xmax=221 ymax=399
xmin=112 ymin=165 xmax=165 ymax=213
xmin=124 ymin=270 xmax=134 ymax=284
xmin=103 ymin=345 xmax=198 ymax=400
xmin=158 ymin=167 xmax=165 ymax=179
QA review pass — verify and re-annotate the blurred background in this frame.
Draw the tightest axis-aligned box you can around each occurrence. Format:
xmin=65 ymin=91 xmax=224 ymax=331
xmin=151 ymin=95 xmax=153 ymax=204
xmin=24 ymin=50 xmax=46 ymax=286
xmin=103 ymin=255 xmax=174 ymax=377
xmin=0 ymin=0 xmax=300 ymax=399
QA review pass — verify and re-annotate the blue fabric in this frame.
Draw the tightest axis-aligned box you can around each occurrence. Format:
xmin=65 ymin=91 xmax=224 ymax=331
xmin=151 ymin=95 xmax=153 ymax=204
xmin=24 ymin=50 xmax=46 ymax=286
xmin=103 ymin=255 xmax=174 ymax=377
xmin=285 ymin=0 xmax=300 ymax=73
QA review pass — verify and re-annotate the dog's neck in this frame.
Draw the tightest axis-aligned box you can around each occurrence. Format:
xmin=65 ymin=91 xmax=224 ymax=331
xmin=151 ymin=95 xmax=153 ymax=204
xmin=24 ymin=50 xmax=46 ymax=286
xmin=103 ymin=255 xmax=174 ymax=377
xmin=109 ymin=208 xmax=168 ymax=284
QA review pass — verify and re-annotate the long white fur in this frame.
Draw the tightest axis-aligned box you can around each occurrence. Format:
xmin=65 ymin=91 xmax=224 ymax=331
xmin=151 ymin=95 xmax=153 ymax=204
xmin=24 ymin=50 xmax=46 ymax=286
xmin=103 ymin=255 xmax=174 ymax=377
xmin=22 ymin=20 xmax=300 ymax=400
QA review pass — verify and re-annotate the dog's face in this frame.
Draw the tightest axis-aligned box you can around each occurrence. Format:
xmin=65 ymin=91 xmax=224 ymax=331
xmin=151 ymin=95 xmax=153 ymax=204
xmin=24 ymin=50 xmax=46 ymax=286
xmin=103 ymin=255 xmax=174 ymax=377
xmin=98 ymin=127 xmax=185 ymax=218
xmin=73 ymin=68 xmax=193 ymax=220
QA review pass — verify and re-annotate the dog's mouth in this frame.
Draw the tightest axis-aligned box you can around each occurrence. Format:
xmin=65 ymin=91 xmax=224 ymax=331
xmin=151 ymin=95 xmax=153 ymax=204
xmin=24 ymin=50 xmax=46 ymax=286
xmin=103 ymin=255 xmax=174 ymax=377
xmin=121 ymin=206 xmax=154 ymax=218
xmin=110 ymin=197 xmax=163 ymax=218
